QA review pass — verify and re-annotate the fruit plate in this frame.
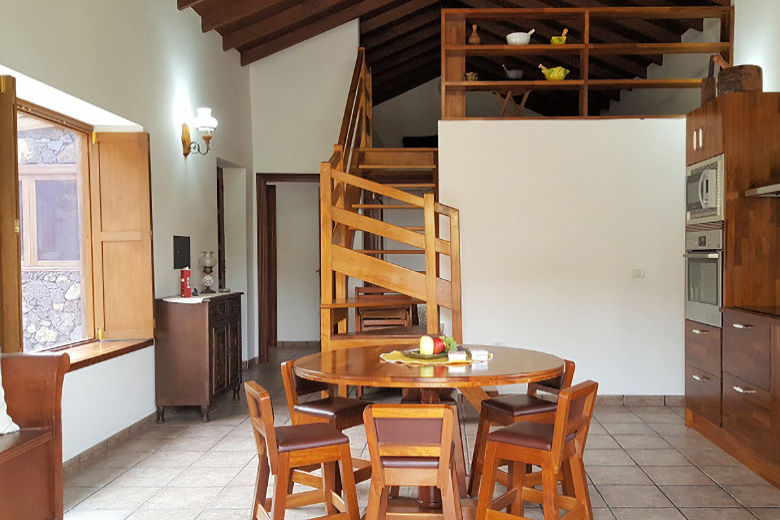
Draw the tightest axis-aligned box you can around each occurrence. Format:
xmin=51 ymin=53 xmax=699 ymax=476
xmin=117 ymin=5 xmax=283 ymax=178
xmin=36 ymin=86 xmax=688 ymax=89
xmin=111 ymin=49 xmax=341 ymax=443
xmin=403 ymin=348 xmax=450 ymax=360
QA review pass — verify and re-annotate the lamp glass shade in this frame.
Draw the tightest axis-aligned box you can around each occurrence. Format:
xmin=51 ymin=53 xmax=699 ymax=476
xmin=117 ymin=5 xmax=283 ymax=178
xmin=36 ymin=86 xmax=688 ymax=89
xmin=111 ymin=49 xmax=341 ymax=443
xmin=194 ymin=107 xmax=218 ymax=133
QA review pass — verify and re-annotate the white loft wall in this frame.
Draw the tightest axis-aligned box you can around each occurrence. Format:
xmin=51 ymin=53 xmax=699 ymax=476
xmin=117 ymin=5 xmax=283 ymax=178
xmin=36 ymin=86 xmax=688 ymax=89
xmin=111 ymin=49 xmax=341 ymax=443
xmin=606 ymin=1 xmax=780 ymax=115
xmin=0 ymin=0 xmax=253 ymax=460
xmin=439 ymin=118 xmax=686 ymax=396
xmin=249 ymin=21 xmax=359 ymax=343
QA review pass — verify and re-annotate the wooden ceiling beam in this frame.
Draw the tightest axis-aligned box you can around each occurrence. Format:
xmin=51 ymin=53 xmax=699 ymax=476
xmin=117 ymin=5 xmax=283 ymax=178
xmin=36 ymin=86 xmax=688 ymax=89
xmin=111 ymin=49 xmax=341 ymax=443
xmin=239 ymin=0 xmax=400 ymax=65
xmin=371 ymin=39 xmax=440 ymax=77
xmin=557 ymin=0 xmax=682 ymax=42
xmin=360 ymin=0 xmax=440 ymax=35
xmin=373 ymin=51 xmax=440 ymax=86
xmin=223 ymin=0 xmax=357 ymax=51
xmin=361 ymin=8 xmax=440 ymax=49
xmin=373 ymin=67 xmax=440 ymax=105
xmin=366 ymin=22 xmax=441 ymax=64
xmin=199 ymin=0 xmax=304 ymax=33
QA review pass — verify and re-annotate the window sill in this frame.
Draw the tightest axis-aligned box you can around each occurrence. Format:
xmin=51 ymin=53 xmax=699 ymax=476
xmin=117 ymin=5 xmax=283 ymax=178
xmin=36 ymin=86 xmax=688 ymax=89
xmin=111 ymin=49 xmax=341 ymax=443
xmin=60 ymin=338 xmax=154 ymax=372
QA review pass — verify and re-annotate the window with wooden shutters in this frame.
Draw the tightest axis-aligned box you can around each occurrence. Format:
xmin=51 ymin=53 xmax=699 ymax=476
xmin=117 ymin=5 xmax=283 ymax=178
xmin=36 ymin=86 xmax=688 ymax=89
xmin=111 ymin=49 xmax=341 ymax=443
xmin=89 ymin=132 xmax=154 ymax=340
xmin=0 ymin=76 xmax=23 ymax=353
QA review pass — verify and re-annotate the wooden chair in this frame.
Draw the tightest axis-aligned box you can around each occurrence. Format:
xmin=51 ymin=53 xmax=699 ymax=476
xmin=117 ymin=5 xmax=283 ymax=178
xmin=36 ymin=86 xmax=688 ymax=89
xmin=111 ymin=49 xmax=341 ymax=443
xmin=355 ymin=286 xmax=414 ymax=332
xmin=244 ymin=381 xmax=360 ymax=520
xmin=468 ymin=360 xmax=575 ymax=497
xmin=475 ymin=380 xmax=599 ymax=520
xmin=364 ymin=404 xmax=463 ymax=520
xmin=0 ymin=352 xmax=70 ymax=520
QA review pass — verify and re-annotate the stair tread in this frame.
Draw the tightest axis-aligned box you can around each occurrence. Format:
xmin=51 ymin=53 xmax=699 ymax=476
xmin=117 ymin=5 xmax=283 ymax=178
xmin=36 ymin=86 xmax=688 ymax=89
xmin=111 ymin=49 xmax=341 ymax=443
xmin=353 ymin=204 xmax=421 ymax=209
xmin=322 ymin=297 xmax=423 ymax=309
xmin=359 ymin=164 xmax=436 ymax=170
xmin=356 ymin=249 xmax=424 ymax=255
xmin=332 ymin=325 xmax=429 ymax=340
xmin=359 ymin=147 xmax=437 ymax=152
xmin=387 ymin=183 xmax=436 ymax=188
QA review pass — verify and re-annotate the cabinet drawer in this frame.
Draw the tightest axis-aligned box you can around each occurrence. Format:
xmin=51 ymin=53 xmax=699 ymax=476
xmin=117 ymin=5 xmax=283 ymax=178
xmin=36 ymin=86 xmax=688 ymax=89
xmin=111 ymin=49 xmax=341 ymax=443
xmin=685 ymin=364 xmax=721 ymax=426
xmin=685 ymin=320 xmax=721 ymax=375
xmin=722 ymin=372 xmax=773 ymax=457
xmin=723 ymin=309 xmax=772 ymax=390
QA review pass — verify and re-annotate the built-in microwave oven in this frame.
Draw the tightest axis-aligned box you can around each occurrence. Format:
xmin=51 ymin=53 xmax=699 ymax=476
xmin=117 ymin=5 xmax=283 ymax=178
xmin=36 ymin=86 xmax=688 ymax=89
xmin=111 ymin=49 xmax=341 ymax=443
xmin=686 ymin=154 xmax=725 ymax=225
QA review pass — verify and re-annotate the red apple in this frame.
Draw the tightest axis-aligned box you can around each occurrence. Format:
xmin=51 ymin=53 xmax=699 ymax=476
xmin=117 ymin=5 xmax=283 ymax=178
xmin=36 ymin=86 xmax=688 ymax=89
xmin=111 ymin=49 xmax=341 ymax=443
xmin=432 ymin=337 xmax=446 ymax=354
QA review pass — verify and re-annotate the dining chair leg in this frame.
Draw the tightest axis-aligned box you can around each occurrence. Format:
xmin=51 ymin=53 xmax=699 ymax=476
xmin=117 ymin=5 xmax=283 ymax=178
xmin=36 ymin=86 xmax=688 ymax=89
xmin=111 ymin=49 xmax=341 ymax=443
xmin=475 ymin=441 xmax=499 ymax=520
xmin=253 ymin=452 xmax=270 ymax=520
xmin=338 ymin=444 xmax=361 ymax=520
xmin=322 ymin=461 xmax=338 ymax=515
xmin=569 ymin=456 xmax=593 ymax=520
xmin=509 ymin=460 xmax=525 ymax=516
xmin=449 ymin=403 xmax=468 ymax=497
xmin=366 ymin=479 xmax=385 ymax=520
xmin=468 ymin=414 xmax=489 ymax=497
xmin=271 ymin=454 xmax=291 ymax=520
xmin=560 ymin=457 xmax=575 ymax=497
xmin=542 ymin=466 xmax=559 ymax=520
xmin=389 ymin=486 xmax=400 ymax=497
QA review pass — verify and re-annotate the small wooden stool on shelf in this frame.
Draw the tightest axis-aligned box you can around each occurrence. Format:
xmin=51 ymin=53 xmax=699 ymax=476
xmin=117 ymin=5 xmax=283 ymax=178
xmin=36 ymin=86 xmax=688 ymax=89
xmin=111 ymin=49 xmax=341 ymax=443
xmin=245 ymin=381 xmax=360 ymax=520
xmin=469 ymin=360 xmax=575 ymax=496
xmin=364 ymin=404 xmax=463 ymax=519
xmin=475 ymin=380 xmax=599 ymax=520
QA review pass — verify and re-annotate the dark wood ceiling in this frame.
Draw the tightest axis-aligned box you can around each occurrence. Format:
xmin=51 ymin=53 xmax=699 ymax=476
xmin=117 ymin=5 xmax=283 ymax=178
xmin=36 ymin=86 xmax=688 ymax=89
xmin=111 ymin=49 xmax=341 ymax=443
xmin=178 ymin=0 xmax=730 ymax=115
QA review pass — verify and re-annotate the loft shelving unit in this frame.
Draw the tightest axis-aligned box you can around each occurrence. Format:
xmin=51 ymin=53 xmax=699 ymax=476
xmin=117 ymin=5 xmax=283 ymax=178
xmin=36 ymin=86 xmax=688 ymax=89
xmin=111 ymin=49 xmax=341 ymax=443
xmin=441 ymin=6 xmax=734 ymax=119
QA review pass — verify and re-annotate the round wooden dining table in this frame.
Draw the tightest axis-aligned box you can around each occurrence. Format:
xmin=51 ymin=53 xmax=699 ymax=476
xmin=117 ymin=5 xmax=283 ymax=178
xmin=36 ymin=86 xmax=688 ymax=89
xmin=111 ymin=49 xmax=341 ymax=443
xmin=293 ymin=345 xmax=565 ymax=510
xmin=293 ymin=344 xmax=565 ymax=407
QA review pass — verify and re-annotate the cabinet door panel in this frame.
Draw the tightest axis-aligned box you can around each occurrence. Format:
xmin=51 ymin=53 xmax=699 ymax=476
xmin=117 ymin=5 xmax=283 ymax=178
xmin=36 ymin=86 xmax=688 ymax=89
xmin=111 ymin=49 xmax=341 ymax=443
xmin=685 ymin=320 xmax=721 ymax=376
xmin=685 ymin=364 xmax=721 ymax=426
xmin=227 ymin=318 xmax=241 ymax=386
xmin=211 ymin=321 xmax=227 ymax=393
xmin=723 ymin=309 xmax=772 ymax=390
xmin=722 ymin=372 xmax=773 ymax=457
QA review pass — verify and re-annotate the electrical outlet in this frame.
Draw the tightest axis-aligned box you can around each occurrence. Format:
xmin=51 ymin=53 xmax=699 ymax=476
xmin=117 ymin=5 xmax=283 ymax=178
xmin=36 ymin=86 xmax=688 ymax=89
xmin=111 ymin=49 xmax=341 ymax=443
xmin=631 ymin=268 xmax=646 ymax=279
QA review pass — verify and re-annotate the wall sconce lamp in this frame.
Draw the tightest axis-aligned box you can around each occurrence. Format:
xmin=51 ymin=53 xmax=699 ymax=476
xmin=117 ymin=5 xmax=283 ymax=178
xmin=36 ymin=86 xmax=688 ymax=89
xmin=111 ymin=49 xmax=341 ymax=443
xmin=181 ymin=107 xmax=218 ymax=157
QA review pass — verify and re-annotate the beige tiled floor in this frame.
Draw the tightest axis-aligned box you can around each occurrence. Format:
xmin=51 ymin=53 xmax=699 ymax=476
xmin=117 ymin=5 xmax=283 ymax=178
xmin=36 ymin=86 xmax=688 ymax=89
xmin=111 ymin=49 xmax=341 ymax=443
xmin=64 ymin=347 xmax=780 ymax=519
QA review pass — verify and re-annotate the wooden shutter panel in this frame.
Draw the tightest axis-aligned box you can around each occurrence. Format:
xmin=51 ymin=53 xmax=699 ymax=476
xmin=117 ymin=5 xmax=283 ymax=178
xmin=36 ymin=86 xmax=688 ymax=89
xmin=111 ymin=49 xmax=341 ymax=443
xmin=0 ymin=76 xmax=22 ymax=353
xmin=89 ymin=132 xmax=154 ymax=339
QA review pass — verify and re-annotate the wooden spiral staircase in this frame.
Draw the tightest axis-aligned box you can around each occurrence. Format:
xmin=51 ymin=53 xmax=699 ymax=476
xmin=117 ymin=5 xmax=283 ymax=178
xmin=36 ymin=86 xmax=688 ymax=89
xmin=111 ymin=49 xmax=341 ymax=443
xmin=320 ymin=48 xmax=463 ymax=353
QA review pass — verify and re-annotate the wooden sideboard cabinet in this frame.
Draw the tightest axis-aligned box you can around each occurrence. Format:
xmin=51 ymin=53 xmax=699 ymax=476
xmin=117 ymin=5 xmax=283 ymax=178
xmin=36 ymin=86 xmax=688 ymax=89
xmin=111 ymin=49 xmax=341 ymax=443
xmin=154 ymin=292 xmax=243 ymax=422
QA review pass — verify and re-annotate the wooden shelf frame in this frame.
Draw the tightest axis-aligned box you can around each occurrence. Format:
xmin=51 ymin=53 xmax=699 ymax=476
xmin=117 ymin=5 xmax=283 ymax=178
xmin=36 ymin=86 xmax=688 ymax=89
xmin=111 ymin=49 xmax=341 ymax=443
xmin=442 ymin=6 xmax=734 ymax=118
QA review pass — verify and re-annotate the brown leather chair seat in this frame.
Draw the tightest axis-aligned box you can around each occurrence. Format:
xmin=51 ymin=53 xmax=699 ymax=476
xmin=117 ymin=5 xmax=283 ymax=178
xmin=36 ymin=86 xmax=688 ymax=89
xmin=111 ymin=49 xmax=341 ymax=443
xmin=275 ymin=423 xmax=349 ymax=453
xmin=481 ymin=394 xmax=557 ymax=417
xmin=293 ymin=396 xmax=370 ymax=420
xmin=487 ymin=422 xmax=576 ymax=452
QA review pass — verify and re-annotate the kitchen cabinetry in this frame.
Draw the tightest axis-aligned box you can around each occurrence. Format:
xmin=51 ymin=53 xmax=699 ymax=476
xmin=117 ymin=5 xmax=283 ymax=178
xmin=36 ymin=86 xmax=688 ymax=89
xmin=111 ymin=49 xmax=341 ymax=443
xmin=154 ymin=292 xmax=243 ymax=422
xmin=684 ymin=91 xmax=780 ymax=487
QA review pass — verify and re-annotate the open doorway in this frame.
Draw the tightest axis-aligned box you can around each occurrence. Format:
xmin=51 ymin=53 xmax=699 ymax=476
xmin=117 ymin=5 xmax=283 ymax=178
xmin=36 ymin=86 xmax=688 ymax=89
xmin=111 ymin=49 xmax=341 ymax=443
xmin=256 ymin=173 xmax=319 ymax=363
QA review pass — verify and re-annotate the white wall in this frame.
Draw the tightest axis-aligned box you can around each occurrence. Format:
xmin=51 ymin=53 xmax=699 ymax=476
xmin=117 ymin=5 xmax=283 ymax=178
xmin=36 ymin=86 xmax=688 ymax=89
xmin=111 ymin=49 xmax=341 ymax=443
xmin=0 ymin=0 xmax=254 ymax=459
xmin=439 ymin=118 xmax=686 ymax=395
xmin=606 ymin=1 xmax=780 ymax=115
xmin=249 ymin=22 xmax=359 ymax=344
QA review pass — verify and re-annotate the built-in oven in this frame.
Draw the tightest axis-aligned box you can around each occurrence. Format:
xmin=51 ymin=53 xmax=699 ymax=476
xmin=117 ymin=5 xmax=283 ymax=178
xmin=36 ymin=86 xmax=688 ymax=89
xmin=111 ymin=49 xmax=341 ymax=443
xmin=686 ymin=154 xmax=725 ymax=225
xmin=685 ymin=229 xmax=723 ymax=327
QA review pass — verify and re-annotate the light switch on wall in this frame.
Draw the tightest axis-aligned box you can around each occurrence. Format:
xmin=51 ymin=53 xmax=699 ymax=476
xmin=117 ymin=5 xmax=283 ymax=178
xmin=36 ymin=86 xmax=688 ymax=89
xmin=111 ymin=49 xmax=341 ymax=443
xmin=631 ymin=268 xmax=646 ymax=279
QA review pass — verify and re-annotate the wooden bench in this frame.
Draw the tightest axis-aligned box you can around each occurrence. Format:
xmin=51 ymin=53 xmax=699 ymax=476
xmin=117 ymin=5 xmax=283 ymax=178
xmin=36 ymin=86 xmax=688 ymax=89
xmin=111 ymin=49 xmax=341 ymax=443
xmin=0 ymin=352 xmax=70 ymax=520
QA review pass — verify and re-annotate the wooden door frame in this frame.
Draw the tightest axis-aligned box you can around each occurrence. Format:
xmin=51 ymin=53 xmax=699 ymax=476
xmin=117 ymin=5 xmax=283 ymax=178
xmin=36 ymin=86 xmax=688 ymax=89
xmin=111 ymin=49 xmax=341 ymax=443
xmin=256 ymin=173 xmax=319 ymax=364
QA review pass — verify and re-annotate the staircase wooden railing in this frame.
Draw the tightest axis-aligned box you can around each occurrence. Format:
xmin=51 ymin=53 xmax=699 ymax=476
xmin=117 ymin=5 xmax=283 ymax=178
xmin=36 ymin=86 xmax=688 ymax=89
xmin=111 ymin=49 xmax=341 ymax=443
xmin=320 ymin=48 xmax=462 ymax=352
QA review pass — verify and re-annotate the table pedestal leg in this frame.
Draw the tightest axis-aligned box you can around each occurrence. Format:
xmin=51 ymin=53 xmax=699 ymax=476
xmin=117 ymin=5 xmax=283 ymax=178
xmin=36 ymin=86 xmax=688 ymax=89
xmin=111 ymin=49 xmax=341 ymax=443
xmin=418 ymin=388 xmax=443 ymax=508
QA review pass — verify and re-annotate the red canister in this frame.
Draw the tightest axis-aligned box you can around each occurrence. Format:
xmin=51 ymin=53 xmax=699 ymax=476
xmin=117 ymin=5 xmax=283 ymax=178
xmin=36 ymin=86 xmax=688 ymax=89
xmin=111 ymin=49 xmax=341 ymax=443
xmin=180 ymin=268 xmax=192 ymax=297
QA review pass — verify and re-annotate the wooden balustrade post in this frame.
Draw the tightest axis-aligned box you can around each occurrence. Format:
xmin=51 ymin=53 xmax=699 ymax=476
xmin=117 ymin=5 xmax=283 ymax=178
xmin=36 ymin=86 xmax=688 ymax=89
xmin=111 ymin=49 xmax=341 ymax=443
xmin=449 ymin=211 xmax=463 ymax=344
xmin=320 ymin=160 xmax=335 ymax=351
xmin=423 ymin=193 xmax=439 ymax=335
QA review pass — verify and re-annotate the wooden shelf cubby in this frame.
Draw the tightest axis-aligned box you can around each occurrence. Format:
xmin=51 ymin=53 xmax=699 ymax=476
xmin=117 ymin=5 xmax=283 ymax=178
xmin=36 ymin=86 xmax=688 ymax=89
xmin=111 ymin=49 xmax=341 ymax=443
xmin=441 ymin=6 xmax=734 ymax=119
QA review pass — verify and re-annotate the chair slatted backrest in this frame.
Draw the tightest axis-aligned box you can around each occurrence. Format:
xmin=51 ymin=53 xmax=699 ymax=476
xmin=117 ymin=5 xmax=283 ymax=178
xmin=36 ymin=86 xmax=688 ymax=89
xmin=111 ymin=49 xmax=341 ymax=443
xmin=363 ymin=404 xmax=453 ymax=487
xmin=550 ymin=380 xmax=599 ymax=467
xmin=529 ymin=359 xmax=576 ymax=396
xmin=280 ymin=360 xmax=329 ymax=415
xmin=245 ymin=381 xmax=281 ymax=474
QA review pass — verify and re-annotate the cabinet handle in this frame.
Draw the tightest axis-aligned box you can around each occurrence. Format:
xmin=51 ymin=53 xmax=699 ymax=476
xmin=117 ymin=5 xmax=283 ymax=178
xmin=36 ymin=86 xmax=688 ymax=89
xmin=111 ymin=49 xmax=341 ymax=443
xmin=691 ymin=374 xmax=709 ymax=382
xmin=692 ymin=130 xmax=697 ymax=150
xmin=698 ymin=128 xmax=704 ymax=148
xmin=732 ymin=385 xmax=757 ymax=395
xmin=732 ymin=323 xmax=754 ymax=329
xmin=691 ymin=329 xmax=708 ymax=335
